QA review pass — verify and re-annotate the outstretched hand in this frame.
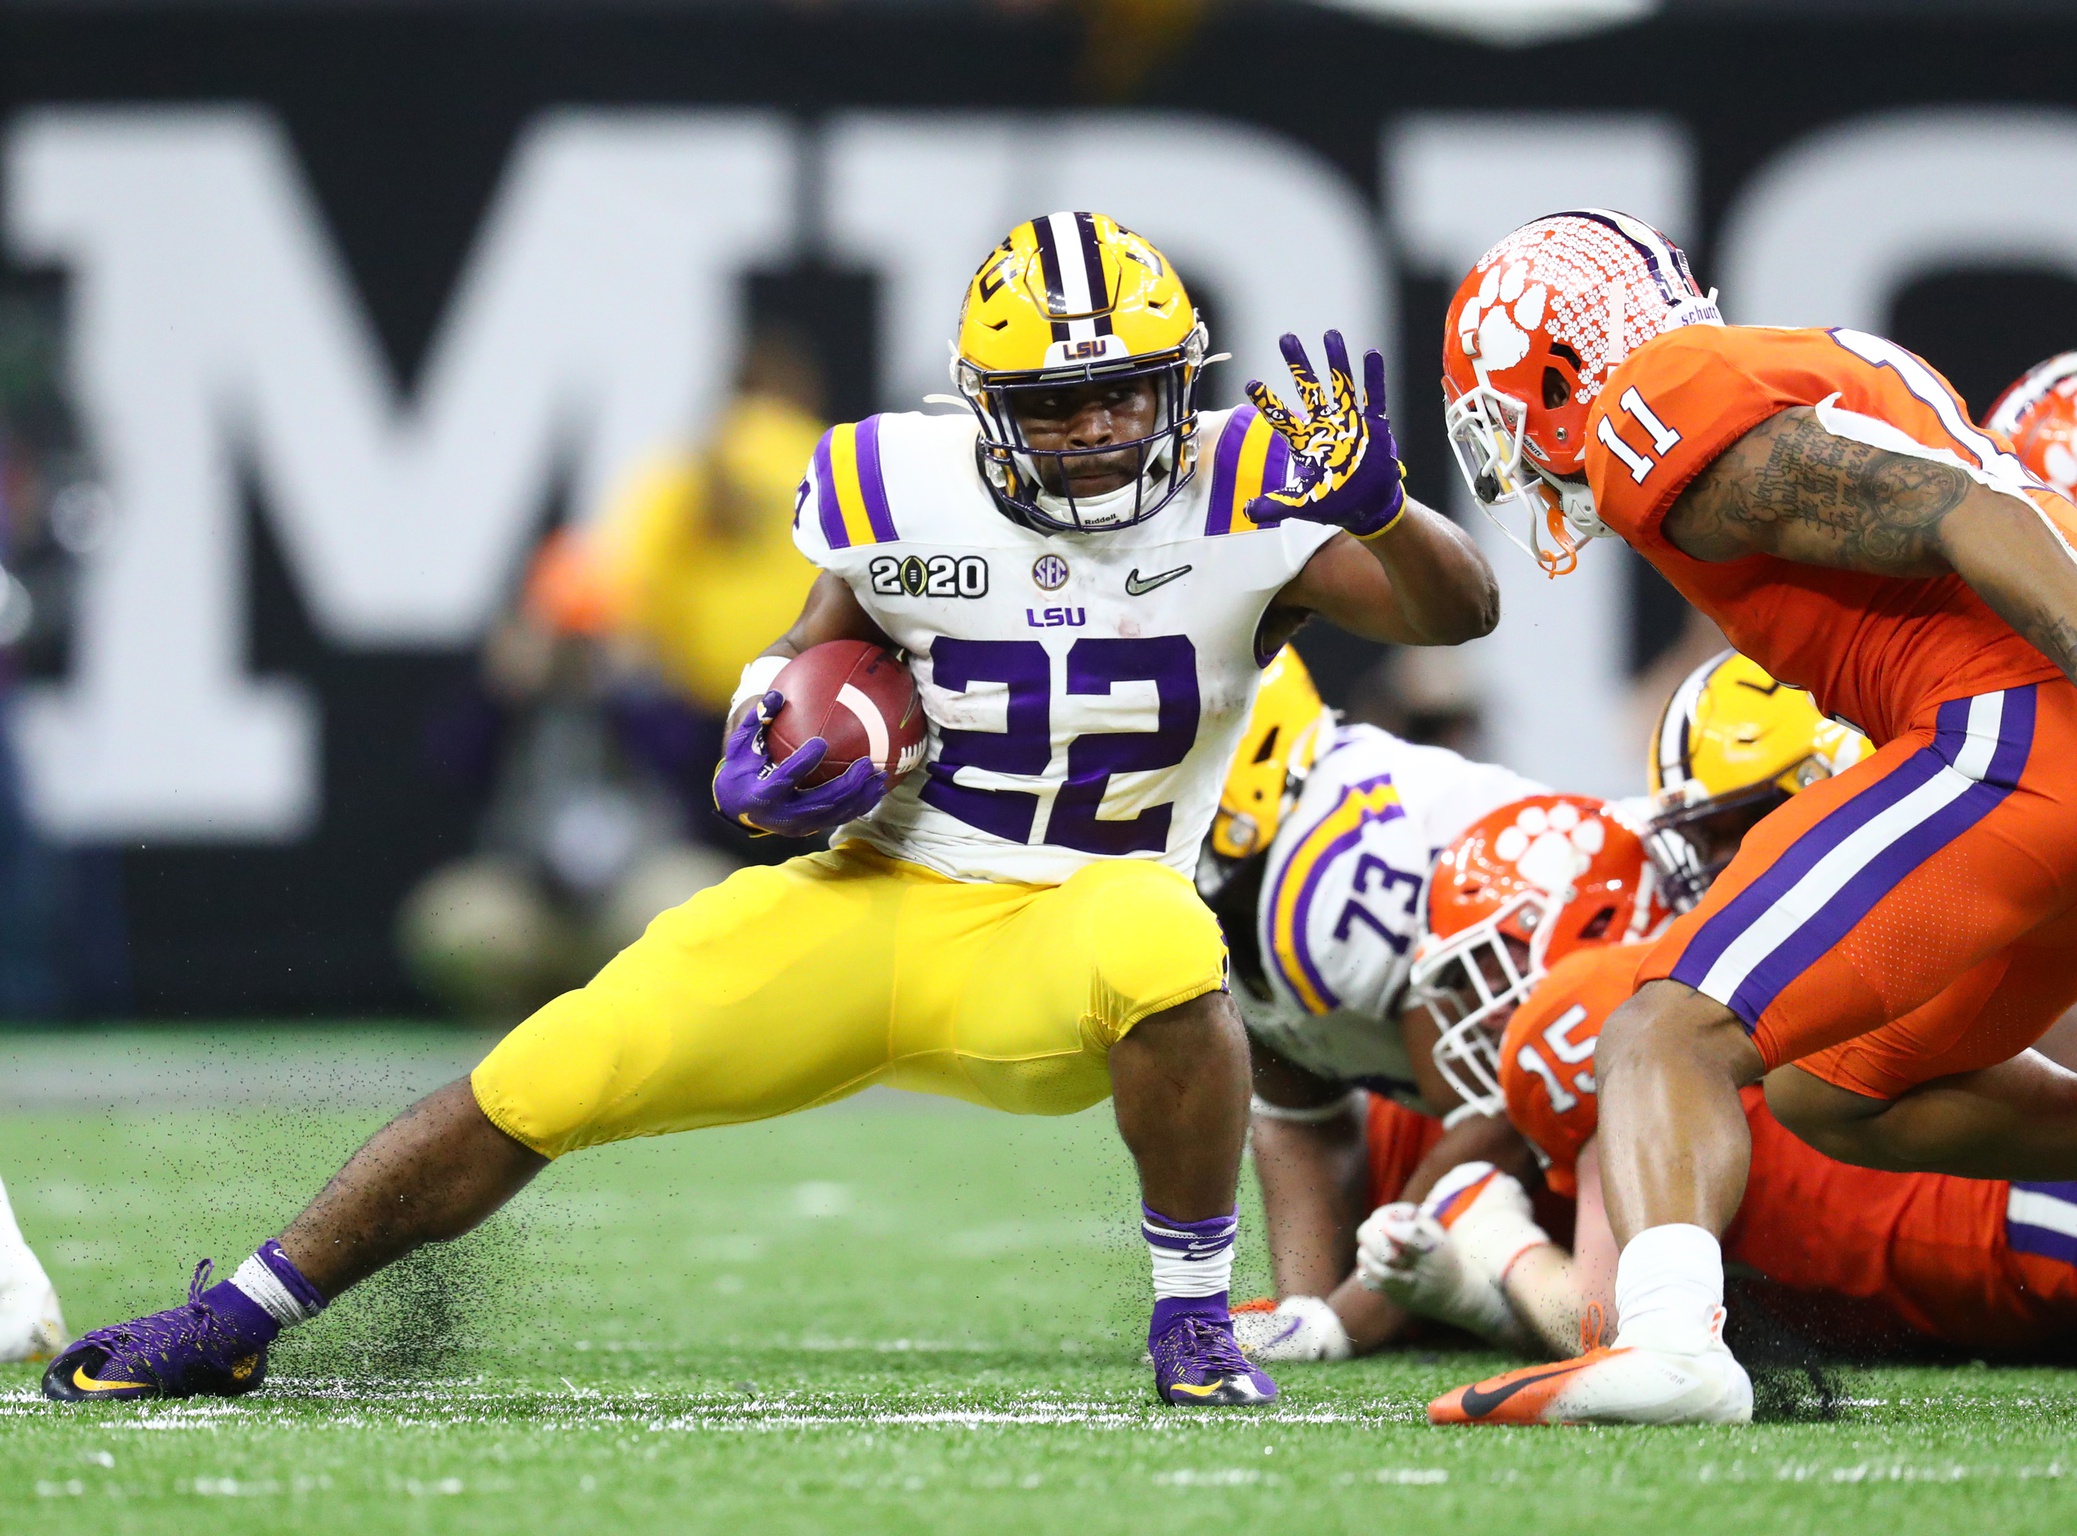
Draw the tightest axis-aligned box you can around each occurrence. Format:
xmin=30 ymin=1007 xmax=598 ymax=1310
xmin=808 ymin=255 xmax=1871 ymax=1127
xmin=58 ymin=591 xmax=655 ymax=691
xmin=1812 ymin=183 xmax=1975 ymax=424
xmin=1243 ymin=331 xmax=1406 ymax=538
xmin=713 ymin=691 xmax=887 ymax=839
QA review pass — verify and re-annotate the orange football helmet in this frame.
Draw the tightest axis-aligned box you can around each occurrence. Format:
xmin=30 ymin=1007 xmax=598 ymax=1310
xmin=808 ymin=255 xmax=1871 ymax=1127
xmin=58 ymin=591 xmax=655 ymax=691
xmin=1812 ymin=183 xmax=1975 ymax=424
xmin=1441 ymin=210 xmax=1722 ymax=576
xmin=1984 ymin=352 xmax=2077 ymax=500
xmin=1410 ymin=794 xmax=1672 ymax=1112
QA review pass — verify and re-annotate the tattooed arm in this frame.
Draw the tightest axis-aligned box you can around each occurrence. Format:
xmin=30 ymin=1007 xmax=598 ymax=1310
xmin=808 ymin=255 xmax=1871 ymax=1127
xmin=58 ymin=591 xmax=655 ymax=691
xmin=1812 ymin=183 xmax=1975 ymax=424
xmin=1663 ymin=405 xmax=2077 ymax=687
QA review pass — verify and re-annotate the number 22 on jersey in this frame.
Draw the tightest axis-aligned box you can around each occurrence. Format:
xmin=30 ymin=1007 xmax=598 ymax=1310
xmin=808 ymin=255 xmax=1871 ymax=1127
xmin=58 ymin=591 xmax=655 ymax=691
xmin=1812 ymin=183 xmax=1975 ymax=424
xmin=922 ymin=635 xmax=1199 ymax=856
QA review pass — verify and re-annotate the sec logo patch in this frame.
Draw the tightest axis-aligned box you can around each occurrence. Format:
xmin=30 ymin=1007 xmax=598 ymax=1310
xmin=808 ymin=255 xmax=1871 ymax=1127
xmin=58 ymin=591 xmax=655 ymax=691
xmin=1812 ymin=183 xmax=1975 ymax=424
xmin=1031 ymin=554 xmax=1070 ymax=592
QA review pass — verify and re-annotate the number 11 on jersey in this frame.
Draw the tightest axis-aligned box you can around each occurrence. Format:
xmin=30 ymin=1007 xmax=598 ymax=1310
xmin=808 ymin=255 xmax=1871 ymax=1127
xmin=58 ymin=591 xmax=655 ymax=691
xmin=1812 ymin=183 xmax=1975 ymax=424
xmin=1596 ymin=386 xmax=1683 ymax=484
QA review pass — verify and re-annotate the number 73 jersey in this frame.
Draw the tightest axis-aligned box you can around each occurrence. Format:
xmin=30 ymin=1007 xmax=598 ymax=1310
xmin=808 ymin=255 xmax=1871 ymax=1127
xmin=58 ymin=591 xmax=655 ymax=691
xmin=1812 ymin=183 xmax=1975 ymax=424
xmin=793 ymin=406 xmax=1338 ymax=885
xmin=1241 ymin=723 xmax=1546 ymax=1087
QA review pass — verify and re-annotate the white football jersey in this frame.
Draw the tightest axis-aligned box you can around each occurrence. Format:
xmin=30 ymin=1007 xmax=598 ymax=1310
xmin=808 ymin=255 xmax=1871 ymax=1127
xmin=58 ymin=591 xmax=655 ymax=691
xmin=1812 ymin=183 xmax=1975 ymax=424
xmin=794 ymin=406 xmax=1335 ymax=885
xmin=1239 ymin=723 xmax=1546 ymax=1093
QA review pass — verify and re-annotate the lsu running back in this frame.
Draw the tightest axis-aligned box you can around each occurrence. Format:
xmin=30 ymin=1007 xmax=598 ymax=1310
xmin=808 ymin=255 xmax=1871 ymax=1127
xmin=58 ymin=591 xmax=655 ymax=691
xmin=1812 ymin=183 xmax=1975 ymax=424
xmin=49 ymin=210 xmax=1499 ymax=1413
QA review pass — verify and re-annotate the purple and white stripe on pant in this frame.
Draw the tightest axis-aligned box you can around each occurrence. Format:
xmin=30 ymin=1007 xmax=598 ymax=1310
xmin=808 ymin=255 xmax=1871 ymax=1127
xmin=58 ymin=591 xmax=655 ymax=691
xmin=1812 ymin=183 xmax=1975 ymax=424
xmin=1669 ymin=686 xmax=2037 ymax=1029
xmin=2009 ymin=1181 xmax=2077 ymax=1266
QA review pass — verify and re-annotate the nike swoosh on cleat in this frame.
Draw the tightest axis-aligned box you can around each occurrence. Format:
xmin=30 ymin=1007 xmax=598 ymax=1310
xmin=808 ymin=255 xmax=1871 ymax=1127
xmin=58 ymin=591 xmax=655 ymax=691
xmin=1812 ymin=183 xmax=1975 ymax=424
xmin=1165 ymin=1379 xmax=1228 ymax=1398
xmin=1455 ymin=1360 xmax=1591 ymax=1420
xmin=71 ymin=1364 xmax=149 ymax=1394
xmin=1125 ymin=565 xmax=1191 ymax=596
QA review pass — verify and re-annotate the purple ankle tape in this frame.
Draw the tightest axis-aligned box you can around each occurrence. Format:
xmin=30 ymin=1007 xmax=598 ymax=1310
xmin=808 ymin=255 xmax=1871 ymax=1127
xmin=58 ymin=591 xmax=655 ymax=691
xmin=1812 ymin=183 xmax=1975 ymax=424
xmin=1150 ymin=1293 xmax=1229 ymax=1346
xmin=257 ymin=1240 xmax=329 ymax=1315
xmin=198 ymin=1278 xmax=285 ymax=1347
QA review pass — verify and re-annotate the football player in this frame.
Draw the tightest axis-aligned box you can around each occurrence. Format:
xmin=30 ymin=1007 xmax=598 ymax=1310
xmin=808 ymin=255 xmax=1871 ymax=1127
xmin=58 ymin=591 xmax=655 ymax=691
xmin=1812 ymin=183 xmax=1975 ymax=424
xmin=1379 ymin=667 xmax=2077 ymax=1406
xmin=1353 ymin=794 xmax=1672 ymax=1347
xmin=1433 ymin=209 xmax=2077 ymax=1424
xmin=1407 ymin=656 xmax=2077 ymax=1421
xmin=1409 ymin=936 xmax=2077 ymax=1403
xmin=1199 ymin=647 xmax=1546 ymax=1362
xmin=46 ymin=213 xmax=1498 ymax=1408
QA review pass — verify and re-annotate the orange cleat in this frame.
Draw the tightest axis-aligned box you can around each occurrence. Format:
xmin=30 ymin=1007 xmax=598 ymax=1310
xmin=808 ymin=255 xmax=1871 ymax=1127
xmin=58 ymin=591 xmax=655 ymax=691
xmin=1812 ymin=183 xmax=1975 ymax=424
xmin=1429 ymin=1333 xmax=1751 ymax=1426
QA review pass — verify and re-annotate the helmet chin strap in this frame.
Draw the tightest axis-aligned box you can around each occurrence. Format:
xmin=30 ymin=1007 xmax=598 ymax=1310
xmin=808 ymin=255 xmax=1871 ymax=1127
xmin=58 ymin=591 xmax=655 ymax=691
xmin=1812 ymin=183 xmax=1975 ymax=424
xmin=1532 ymin=464 xmax=1609 ymax=543
xmin=1031 ymin=435 xmax=1176 ymax=526
xmin=1034 ymin=480 xmax=1139 ymax=524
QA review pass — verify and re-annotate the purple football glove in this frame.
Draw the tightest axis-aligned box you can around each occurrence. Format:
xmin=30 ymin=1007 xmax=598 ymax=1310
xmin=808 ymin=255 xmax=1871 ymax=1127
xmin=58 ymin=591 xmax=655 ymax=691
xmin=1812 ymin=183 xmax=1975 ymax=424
xmin=1242 ymin=330 xmax=1407 ymax=537
xmin=713 ymin=691 xmax=887 ymax=838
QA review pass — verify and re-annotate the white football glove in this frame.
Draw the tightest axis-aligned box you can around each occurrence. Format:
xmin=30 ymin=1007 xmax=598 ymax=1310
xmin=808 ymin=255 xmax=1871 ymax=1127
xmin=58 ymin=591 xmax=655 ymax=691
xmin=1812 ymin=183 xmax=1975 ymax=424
xmin=1230 ymin=1295 xmax=1353 ymax=1363
xmin=1356 ymin=1161 xmax=1547 ymax=1352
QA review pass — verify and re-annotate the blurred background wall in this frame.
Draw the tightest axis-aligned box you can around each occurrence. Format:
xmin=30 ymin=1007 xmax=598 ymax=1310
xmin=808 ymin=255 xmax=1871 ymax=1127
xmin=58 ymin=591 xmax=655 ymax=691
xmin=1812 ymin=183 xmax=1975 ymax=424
xmin=0 ymin=0 xmax=2072 ymax=1016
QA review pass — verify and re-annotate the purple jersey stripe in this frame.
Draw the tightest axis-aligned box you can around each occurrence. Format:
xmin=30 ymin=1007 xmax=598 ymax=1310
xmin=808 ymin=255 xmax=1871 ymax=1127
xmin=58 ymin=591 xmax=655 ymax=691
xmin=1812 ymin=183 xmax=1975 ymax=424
xmin=1263 ymin=430 xmax=1293 ymax=497
xmin=1985 ymin=684 xmax=2040 ymax=785
xmin=2014 ymin=1180 xmax=2077 ymax=1200
xmin=1204 ymin=407 xmax=1255 ymax=537
xmin=813 ymin=429 xmax=847 ymax=550
xmin=854 ymin=415 xmax=898 ymax=544
xmin=1272 ymin=782 xmax=1407 ymax=1014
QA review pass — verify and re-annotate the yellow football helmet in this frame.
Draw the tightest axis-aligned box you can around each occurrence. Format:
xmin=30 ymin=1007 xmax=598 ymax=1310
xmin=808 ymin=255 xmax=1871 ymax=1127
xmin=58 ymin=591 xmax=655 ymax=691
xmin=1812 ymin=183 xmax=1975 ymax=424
xmin=954 ymin=211 xmax=1208 ymax=533
xmin=1201 ymin=648 xmax=1331 ymax=896
xmin=1644 ymin=649 xmax=1872 ymax=910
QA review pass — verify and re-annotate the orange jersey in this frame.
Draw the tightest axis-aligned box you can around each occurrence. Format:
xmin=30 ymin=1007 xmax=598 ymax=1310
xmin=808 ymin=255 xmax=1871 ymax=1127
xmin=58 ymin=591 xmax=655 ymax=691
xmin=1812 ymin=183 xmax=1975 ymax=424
xmin=1364 ymin=1093 xmax=1445 ymax=1212
xmin=1499 ymin=944 xmax=1645 ymax=1198
xmin=1501 ymin=942 xmax=2077 ymax=1353
xmin=1586 ymin=325 xmax=2075 ymax=746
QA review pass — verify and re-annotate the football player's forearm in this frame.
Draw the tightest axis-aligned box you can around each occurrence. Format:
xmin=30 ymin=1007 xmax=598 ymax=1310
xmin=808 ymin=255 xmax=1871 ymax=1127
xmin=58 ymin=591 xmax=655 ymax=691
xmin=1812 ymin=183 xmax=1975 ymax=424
xmin=1287 ymin=500 xmax=1497 ymax=647
xmin=733 ymin=573 xmax=896 ymax=728
xmin=1939 ymin=491 xmax=2077 ymax=690
xmin=1499 ymin=1243 xmax=1583 ymax=1359
xmin=1357 ymin=498 xmax=1500 ymax=645
xmin=1327 ymin=1271 xmax=1412 ymax=1354
xmin=1398 ymin=1112 xmax=1533 ymax=1207
xmin=1664 ymin=406 xmax=1964 ymax=574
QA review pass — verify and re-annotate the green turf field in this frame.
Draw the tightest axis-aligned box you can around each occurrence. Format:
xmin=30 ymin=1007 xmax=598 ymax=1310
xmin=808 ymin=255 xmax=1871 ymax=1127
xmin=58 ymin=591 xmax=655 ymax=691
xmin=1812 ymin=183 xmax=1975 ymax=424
xmin=6 ymin=1029 xmax=2077 ymax=1535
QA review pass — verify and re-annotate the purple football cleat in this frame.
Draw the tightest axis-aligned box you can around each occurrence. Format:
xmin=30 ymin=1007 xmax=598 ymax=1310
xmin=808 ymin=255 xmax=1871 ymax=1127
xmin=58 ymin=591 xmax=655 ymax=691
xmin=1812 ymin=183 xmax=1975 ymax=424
xmin=1151 ymin=1308 xmax=1278 ymax=1407
xmin=42 ymin=1260 xmax=273 ymax=1402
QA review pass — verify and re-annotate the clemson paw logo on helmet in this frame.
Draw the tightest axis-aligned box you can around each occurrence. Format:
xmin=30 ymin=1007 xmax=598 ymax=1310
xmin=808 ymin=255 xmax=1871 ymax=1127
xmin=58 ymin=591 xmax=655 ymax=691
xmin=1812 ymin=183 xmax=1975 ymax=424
xmin=2040 ymin=439 xmax=2077 ymax=493
xmin=1457 ymin=260 xmax=1548 ymax=372
xmin=1491 ymin=800 xmax=1605 ymax=893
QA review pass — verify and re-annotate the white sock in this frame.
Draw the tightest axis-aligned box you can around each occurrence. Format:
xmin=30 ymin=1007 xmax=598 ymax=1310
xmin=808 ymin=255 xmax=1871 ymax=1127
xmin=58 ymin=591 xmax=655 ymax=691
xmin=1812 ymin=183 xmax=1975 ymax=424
xmin=0 ymin=1176 xmax=33 ymax=1262
xmin=1142 ymin=1207 xmax=1237 ymax=1301
xmin=1612 ymin=1223 xmax=1723 ymax=1352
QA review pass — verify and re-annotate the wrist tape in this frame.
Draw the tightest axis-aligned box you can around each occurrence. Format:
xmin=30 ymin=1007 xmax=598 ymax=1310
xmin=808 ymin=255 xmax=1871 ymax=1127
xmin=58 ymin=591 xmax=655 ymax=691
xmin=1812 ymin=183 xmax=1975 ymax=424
xmin=729 ymin=655 xmax=788 ymax=721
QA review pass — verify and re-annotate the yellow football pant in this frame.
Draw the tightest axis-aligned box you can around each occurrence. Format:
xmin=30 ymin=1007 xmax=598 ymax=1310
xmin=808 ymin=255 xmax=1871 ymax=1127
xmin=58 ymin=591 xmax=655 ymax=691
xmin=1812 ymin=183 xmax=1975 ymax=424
xmin=471 ymin=844 xmax=1228 ymax=1158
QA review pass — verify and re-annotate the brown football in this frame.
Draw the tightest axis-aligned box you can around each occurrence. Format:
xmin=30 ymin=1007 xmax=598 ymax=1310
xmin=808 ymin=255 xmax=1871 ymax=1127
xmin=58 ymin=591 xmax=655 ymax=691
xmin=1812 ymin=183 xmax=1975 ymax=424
xmin=764 ymin=640 xmax=928 ymax=788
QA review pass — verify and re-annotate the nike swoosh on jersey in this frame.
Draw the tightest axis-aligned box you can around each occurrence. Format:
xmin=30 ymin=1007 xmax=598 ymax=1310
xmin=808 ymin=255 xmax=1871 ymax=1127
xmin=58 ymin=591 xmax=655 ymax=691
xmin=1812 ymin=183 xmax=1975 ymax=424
xmin=1125 ymin=564 xmax=1191 ymax=596
xmin=1455 ymin=1360 xmax=1591 ymax=1419
xmin=71 ymin=1363 xmax=149 ymax=1393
